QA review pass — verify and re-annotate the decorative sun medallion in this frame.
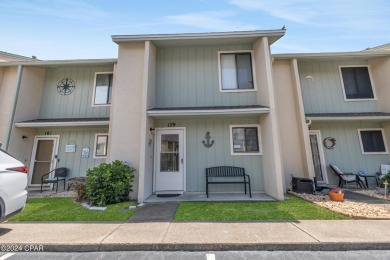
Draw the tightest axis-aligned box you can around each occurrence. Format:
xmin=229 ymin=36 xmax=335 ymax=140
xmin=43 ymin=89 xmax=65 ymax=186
xmin=57 ymin=78 xmax=75 ymax=95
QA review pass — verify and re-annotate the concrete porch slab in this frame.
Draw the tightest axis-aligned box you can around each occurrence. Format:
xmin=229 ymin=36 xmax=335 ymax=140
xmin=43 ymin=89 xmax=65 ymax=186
xmin=145 ymin=193 xmax=277 ymax=202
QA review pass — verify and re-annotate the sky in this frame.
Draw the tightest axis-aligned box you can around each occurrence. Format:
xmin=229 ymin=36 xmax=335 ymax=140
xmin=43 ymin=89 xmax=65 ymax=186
xmin=1 ymin=0 xmax=390 ymax=60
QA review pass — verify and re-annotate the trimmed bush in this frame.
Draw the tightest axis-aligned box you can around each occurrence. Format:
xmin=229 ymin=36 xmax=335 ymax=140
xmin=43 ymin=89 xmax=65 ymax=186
xmin=86 ymin=160 xmax=135 ymax=206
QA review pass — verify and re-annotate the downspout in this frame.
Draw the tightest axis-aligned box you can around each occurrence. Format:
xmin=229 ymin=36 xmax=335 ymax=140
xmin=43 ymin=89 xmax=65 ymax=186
xmin=4 ymin=65 xmax=23 ymax=151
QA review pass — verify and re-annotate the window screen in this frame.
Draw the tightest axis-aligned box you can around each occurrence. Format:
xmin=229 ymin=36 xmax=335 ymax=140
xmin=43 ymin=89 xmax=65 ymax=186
xmin=360 ymin=130 xmax=386 ymax=153
xmin=220 ymin=53 xmax=254 ymax=90
xmin=232 ymin=127 xmax=259 ymax=153
xmin=341 ymin=67 xmax=374 ymax=99
xmin=94 ymin=73 xmax=113 ymax=105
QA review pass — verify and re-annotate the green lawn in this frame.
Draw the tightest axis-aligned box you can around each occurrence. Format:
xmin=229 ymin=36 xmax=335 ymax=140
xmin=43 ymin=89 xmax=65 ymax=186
xmin=8 ymin=198 xmax=136 ymax=222
xmin=174 ymin=194 xmax=349 ymax=221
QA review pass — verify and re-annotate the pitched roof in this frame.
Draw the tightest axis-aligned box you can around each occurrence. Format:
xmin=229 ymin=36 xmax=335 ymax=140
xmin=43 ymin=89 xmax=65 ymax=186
xmin=364 ymin=43 xmax=390 ymax=52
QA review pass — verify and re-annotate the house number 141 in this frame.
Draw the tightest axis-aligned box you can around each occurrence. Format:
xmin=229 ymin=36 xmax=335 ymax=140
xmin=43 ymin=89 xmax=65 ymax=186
xmin=167 ymin=122 xmax=176 ymax=127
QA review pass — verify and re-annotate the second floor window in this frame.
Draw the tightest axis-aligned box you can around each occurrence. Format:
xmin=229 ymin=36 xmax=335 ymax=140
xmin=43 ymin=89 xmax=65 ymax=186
xmin=93 ymin=73 xmax=113 ymax=105
xmin=219 ymin=52 xmax=254 ymax=91
xmin=340 ymin=66 xmax=374 ymax=100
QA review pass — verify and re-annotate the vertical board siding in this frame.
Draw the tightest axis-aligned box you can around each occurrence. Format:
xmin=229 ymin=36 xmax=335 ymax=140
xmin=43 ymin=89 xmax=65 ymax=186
xmin=155 ymin=45 xmax=258 ymax=108
xmin=36 ymin=128 xmax=108 ymax=179
xmin=299 ymin=60 xmax=379 ymax=114
xmin=155 ymin=117 xmax=264 ymax=192
xmin=311 ymin=122 xmax=388 ymax=185
xmin=39 ymin=66 xmax=113 ymax=119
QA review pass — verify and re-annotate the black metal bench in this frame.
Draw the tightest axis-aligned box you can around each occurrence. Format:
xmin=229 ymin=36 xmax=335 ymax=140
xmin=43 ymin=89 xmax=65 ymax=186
xmin=206 ymin=166 xmax=251 ymax=198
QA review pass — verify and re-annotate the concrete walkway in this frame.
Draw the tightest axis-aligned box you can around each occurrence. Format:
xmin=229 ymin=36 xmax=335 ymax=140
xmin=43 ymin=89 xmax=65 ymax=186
xmin=1 ymin=220 xmax=390 ymax=252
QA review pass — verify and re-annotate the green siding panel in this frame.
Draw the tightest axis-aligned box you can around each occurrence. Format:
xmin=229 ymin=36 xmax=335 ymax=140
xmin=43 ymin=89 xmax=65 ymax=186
xmin=311 ymin=122 xmax=388 ymax=186
xmin=39 ymin=66 xmax=113 ymax=119
xmin=155 ymin=117 xmax=264 ymax=192
xmin=36 ymin=128 xmax=108 ymax=179
xmin=155 ymin=45 xmax=258 ymax=108
xmin=298 ymin=60 xmax=378 ymax=114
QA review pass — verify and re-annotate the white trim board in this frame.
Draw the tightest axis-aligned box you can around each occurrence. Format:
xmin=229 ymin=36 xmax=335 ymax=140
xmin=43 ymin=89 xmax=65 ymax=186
xmin=15 ymin=121 xmax=110 ymax=128
xmin=147 ymin=108 xmax=269 ymax=117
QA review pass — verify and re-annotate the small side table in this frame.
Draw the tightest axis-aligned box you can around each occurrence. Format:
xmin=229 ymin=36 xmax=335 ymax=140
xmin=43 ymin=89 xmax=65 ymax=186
xmin=362 ymin=175 xmax=379 ymax=188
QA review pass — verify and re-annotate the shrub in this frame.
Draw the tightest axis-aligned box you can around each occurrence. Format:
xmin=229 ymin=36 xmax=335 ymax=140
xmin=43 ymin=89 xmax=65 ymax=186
xmin=74 ymin=180 xmax=87 ymax=203
xmin=86 ymin=160 xmax=135 ymax=206
xmin=380 ymin=171 xmax=390 ymax=187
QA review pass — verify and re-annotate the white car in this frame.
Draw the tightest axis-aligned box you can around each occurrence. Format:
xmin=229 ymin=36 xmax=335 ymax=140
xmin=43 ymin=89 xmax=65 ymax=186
xmin=0 ymin=149 xmax=28 ymax=222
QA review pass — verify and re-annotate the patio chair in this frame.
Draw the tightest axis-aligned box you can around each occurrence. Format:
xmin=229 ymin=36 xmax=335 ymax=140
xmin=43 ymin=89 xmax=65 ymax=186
xmin=378 ymin=164 xmax=390 ymax=179
xmin=329 ymin=164 xmax=366 ymax=189
xmin=40 ymin=167 xmax=68 ymax=193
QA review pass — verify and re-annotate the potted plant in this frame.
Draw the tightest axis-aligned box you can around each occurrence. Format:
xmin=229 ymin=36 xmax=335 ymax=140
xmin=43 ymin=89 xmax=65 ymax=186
xmin=377 ymin=171 xmax=390 ymax=195
xmin=328 ymin=187 xmax=344 ymax=201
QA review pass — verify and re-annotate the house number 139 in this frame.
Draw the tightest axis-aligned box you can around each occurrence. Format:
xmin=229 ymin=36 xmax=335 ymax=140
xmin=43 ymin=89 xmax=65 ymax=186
xmin=168 ymin=122 xmax=176 ymax=127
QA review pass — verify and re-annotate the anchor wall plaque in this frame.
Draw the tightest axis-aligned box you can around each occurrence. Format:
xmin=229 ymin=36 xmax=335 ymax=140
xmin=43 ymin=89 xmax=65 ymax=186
xmin=202 ymin=131 xmax=214 ymax=148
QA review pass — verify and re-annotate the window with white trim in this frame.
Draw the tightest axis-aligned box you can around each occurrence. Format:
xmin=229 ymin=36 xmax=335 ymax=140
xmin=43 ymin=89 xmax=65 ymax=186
xmin=93 ymin=73 xmax=113 ymax=106
xmin=219 ymin=51 xmax=255 ymax=91
xmin=94 ymin=134 xmax=108 ymax=158
xmin=339 ymin=66 xmax=374 ymax=100
xmin=358 ymin=129 xmax=387 ymax=154
xmin=230 ymin=125 xmax=261 ymax=155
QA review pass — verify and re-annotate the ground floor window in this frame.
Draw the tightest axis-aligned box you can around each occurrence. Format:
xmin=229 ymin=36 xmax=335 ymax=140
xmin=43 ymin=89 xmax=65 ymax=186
xmin=358 ymin=129 xmax=387 ymax=154
xmin=230 ymin=125 xmax=261 ymax=155
xmin=94 ymin=134 xmax=108 ymax=158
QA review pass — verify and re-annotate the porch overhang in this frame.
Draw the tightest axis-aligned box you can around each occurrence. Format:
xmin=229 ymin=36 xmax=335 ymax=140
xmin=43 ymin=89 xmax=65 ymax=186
xmin=306 ymin=112 xmax=390 ymax=122
xmin=147 ymin=105 xmax=270 ymax=118
xmin=15 ymin=118 xmax=110 ymax=128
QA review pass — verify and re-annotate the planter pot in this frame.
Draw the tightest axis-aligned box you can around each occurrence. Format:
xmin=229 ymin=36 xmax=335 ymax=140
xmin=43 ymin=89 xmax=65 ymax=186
xmin=329 ymin=192 xmax=344 ymax=201
xmin=376 ymin=187 xmax=389 ymax=195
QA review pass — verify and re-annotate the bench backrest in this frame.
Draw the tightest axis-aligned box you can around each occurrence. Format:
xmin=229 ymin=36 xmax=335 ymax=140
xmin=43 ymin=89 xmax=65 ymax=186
xmin=206 ymin=166 xmax=245 ymax=177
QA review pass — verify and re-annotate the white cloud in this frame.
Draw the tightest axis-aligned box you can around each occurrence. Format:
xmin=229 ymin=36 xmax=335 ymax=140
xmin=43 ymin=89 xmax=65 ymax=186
xmin=0 ymin=0 xmax=110 ymax=22
xmin=164 ymin=11 xmax=258 ymax=31
xmin=229 ymin=0 xmax=318 ymax=23
xmin=230 ymin=0 xmax=390 ymax=31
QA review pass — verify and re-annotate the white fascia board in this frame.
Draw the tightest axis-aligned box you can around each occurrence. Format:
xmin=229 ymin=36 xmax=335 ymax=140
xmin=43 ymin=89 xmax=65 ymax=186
xmin=307 ymin=116 xmax=390 ymax=121
xmin=112 ymin=30 xmax=285 ymax=43
xmin=273 ymin=51 xmax=390 ymax=60
xmin=0 ymin=59 xmax=117 ymax=67
xmin=147 ymin=108 xmax=270 ymax=117
xmin=15 ymin=121 xmax=110 ymax=128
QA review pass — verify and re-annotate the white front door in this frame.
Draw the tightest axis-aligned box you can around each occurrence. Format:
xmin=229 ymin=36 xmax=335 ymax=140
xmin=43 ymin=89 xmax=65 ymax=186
xmin=28 ymin=135 xmax=60 ymax=186
xmin=309 ymin=131 xmax=328 ymax=184
xmin=155 ymin=129 xmax=185 ymax=193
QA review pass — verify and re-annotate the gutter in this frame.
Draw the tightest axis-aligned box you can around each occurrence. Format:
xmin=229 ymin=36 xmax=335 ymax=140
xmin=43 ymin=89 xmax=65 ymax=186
xmin=306 ymin=116 xmax=390 ymax=121
xmin=147 ymin=107 xmax=270 ymax=117
xmin=4 ymin=65 xmax=23 ymax=151
xmin=14 ymin=121 xmax=110 ymax=128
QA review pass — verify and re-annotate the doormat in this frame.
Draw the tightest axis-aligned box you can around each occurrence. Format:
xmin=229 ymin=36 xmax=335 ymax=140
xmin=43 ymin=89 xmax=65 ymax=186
xmin=157 ymin=194 xmax=181 ymax=198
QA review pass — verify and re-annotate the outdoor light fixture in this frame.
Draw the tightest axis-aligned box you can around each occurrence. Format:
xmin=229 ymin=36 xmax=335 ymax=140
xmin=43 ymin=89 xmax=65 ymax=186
xmin=150 ymin=128 xmax=155 ymax=135
xmin=22 ymin=135 xmax=28 ymax=140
